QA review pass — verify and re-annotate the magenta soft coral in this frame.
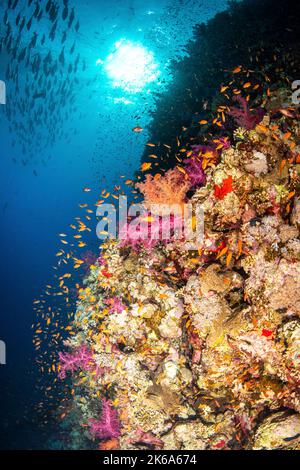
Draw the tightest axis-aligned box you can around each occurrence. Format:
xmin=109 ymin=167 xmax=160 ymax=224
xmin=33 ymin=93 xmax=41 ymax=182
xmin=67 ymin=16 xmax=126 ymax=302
xmin=81 ymin=250 xmax=98 ymax=271
xmin=184 ymin=155 xmax=206 ymax=188
xmin=184 ymin=137 xmax=230 ymax=188
xmin=228 ymin=95 xmax=265 ymax=130
xmin=119 ymin=213 xmax=184 ymax=250
xmin=88 ymin=399 xmax=121 ymax=440
xmin=58 ymin=344 xmax=96 ymax=379
xmin=104 ymin=296 xmax=126 ymax=314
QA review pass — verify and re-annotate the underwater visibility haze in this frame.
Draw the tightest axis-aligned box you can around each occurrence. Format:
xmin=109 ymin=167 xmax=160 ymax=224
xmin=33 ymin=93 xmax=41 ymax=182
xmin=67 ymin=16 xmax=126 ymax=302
xmin=0 ymin=0 xmax=300 ymax=453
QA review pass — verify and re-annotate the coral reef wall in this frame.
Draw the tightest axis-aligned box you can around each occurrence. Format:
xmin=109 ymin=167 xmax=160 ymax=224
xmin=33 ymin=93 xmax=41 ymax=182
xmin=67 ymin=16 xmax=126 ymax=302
xmin=43 ymin=0 xmax=300 ymax=451
xmin=56 ymin=103 xmax=300 ymax=449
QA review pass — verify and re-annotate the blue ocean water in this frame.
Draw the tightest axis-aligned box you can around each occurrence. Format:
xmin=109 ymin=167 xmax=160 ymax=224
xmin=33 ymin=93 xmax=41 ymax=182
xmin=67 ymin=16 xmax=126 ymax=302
xmin=0 ymin=0 xmax=228 ymax=449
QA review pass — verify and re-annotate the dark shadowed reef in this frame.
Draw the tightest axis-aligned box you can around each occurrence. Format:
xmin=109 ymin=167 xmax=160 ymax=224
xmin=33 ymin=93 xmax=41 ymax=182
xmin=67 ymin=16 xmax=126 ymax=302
xmin=140 ymin=0 xmax=300 ymax=175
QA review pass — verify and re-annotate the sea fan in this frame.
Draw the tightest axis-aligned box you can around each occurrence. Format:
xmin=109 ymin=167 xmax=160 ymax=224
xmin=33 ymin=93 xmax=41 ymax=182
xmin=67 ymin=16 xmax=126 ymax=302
xmin=88 ymin=399 xmax=121 ymax=440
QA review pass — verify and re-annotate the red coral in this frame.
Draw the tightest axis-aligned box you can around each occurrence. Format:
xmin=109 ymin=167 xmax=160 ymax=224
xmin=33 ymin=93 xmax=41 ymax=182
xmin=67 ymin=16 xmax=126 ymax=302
xmin=214 ymin=439 xmax=227 ymax=449
xmin=88 ymin=399 xmax=121 ymax=440
xmin=209 ymin=240 xmax=226 ymax=253
xmin=262 ymin=329 xmax=273 ymax=338
xmin=214 ymin=176 xmax=233 ymax=200
xmin=101 ymin=268 xmax=113 ymax=278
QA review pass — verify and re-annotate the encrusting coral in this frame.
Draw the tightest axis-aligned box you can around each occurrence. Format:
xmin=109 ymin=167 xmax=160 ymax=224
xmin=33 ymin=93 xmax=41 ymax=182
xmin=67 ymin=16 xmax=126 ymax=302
xmin=56 ymin=97 xmax=300 ymax=450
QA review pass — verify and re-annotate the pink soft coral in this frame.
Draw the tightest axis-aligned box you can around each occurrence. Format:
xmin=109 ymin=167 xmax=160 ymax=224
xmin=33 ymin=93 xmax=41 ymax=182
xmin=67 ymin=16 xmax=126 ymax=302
xmin=184 ymin=155 xmax=206 ymax=187
xmin=88 ymin=399 xmax=121 ymax=440
xmin=104 ymin=296 xmax=126 ymax=314
xmin=58 ymin=344 xmax=102 ymax=379
xmin=119 ymin=213 xmax=184 ymax=250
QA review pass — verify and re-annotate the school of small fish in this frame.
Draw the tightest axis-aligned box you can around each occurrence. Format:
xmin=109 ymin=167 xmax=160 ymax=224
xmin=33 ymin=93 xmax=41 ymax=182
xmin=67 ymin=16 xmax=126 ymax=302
xmin=0 ymin=0 xmax=88 ymax=167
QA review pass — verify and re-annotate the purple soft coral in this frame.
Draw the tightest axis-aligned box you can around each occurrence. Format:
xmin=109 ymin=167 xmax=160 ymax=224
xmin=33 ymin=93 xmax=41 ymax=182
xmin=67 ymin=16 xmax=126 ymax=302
xmin=58 ymin=344 xmax=95 ymax=379
xmin=184 ymin=155 xmax=206 ymax=188
xmin=184 ymin=137 xmax=230 ymax=188
xmin=81 ymin=250 xmax=98 ymax=271
xmin=228 ymin=96 xmax=265 ymax=130
xmin=88 ymin=399 xmax=121 ymax=440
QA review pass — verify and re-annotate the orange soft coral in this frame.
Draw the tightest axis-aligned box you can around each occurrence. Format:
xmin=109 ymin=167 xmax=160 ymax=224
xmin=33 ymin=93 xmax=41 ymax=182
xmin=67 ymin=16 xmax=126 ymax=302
xmin=136 ymin=168 xmax=190 ymax=214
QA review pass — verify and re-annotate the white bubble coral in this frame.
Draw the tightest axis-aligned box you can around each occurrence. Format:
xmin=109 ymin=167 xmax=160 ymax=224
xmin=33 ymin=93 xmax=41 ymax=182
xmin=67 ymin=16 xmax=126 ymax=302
xmin=245 ymin=151 xmax=268 ymax=176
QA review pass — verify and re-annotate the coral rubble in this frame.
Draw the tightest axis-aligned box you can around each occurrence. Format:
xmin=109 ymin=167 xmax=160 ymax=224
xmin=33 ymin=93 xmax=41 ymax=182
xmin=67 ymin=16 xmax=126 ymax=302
xmin=57 ymin=106 xmax=300 ymax=450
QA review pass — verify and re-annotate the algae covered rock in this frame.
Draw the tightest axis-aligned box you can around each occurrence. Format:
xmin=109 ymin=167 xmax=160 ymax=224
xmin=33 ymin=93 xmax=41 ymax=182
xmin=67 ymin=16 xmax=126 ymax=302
xmin=254 ymin=412 xmax=300 ymax=449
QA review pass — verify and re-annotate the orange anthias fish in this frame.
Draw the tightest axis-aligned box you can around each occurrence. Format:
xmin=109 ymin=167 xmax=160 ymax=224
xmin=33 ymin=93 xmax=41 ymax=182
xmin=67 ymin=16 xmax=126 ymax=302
xmin=141 ymin=162 xmax=152 ymax=172
xmin=232 ymin=66 xmax=242 ymax=74
xmin=132 ymin=126 xmax=143 ymax=133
